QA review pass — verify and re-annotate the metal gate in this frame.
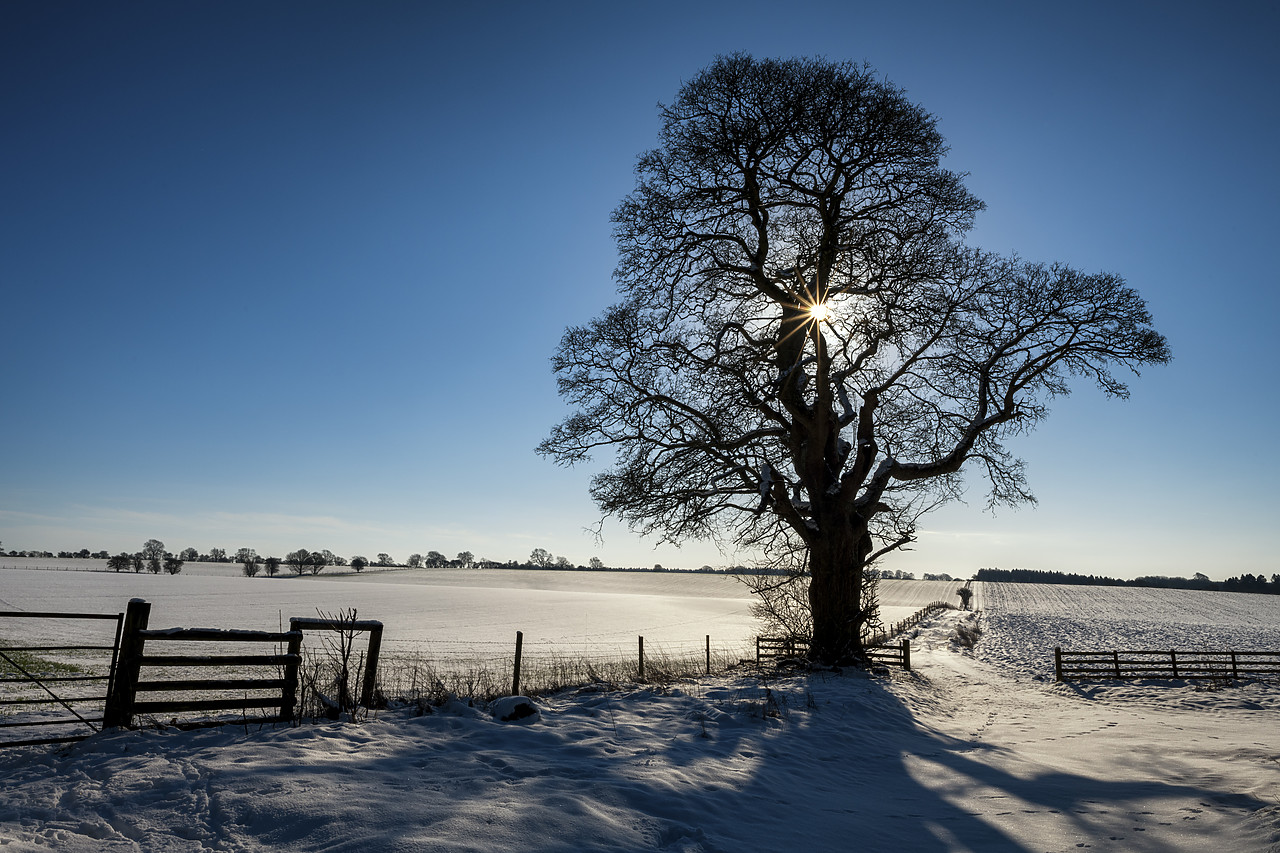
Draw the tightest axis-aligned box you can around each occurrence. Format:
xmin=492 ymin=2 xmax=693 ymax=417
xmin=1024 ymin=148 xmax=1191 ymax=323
xmin=0 ymin=609 xmax=125 ymax=748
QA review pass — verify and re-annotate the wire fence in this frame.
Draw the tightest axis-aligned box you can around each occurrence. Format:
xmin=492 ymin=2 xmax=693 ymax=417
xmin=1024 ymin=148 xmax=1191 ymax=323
xmin=0 ymin=610 xmax=125 ymax=748
xmin=373 ymin=632 xmax=757 ymax=703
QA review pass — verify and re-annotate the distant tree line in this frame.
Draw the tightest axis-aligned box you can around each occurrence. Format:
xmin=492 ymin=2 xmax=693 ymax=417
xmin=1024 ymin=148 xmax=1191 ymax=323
xmin=974 ymin=567 xmax=1280 ymax=595
xmin=7 ymin=539 xmax=848 ymax=576
xmin=102 ymin=539 xmax=185 ymax=574
xmin=5 ymin=548 xmax=111 ymax=559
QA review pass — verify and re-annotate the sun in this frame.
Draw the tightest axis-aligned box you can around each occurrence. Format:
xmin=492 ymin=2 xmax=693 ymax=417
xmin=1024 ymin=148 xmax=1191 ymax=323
xmin=807 ymin=302 xmax=832 ymax=323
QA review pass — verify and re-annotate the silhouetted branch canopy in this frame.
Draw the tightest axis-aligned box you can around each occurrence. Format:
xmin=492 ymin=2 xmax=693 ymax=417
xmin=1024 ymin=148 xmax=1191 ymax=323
xmin=540 ymin=54 xmax=1169 ymax=660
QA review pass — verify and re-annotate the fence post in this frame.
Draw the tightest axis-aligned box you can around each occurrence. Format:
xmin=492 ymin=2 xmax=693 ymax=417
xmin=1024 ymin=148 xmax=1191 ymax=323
xmin=103 ymin=598 xmax=150 ymax=729
xmin=1112 ymin=650 xmax=1121 ymax=678
xmin=281 ymin=620 xmax=302 ymax=722
xmin=1230 ymin=650 xmax=1238 ymax=679
xmin=901 ymin=639 xmax=911 ymax=672
xmin=705 ymin=634 xmax=711 ymax=675
xmin=638 ymin=636 xmax=645 ymax=681
xmin=1054 ymin=646 xmax=1063 ymax=682
xmin=1170 ymin=650 xmax=1179 ymax=678
xmin=512 ymin=631 xmax=523 ymax=696
xmin=359 ymin=622 xmax=383 ymax=707
xmin=755 ymin=636 xmax=761 ymax=665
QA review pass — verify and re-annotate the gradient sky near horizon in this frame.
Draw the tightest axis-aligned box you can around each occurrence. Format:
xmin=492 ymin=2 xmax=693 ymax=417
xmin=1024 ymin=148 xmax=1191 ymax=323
xmin=3 ymin=1 xmax=1277 ymax=579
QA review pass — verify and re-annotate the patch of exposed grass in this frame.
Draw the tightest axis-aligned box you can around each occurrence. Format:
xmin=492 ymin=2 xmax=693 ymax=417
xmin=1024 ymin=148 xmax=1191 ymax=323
xmin=0 ymin=637 xmax=86 ymax=679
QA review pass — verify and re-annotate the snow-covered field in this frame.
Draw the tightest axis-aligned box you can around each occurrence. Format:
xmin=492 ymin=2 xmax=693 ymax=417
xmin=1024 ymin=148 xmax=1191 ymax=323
xmin=2 ymin=570 xmax=1278 ymax=851
xmin=0 ymin=561 xmax=961 ymax=666
xmin=974 ymin=582 xmax=1280 ymax=682
xmin=0 ymin=563 xmax=762 ymax=667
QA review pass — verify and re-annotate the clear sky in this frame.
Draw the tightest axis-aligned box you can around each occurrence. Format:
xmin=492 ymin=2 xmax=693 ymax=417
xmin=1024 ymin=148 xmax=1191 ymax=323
xmin=2 ymin=1 xmax=1277 ymax=579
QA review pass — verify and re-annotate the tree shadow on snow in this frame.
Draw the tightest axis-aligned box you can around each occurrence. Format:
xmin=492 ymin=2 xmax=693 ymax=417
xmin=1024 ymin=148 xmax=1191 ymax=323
xmin=142 ymin=671 xmax=1273 ymax=853
xmin=666 ymin=669 xmax=1272 ymax=852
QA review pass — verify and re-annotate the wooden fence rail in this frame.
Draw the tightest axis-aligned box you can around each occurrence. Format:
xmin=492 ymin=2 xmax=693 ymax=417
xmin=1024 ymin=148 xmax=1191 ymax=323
xmin=289 ymin=615 xmax=384 ymax=709
xmin=755 ymin=636 xmax=912 ymax=671
xmin=867 ymin=640 xmax=911 ymax=671
xmin=754 ymin=598 xmax=962 ymax=671
xmin=105 ymin=600 xmax=305 ymax=728
xmin=755 ymin=636 xmax=810 ymax=662
xmin=1055 ymin=647 xmax=1280 ymax=681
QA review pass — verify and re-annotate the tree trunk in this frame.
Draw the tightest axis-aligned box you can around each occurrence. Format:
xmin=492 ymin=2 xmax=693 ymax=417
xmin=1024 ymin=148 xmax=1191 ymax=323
xmin=807 ymin=526 xmax=869 ymax=664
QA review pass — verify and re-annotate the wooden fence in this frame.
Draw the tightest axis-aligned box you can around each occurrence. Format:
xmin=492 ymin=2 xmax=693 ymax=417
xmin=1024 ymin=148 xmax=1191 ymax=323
xmin=1 ymin=600 xmax=389 ymax=741
xmin=0 ymin=609 xmax=125 ymax=748
xmin=105 ymin=599 xmax=304 ymax=728
xmin=864 ymin=600 xmax=955 ymax=647
xmin=754 ymin=597 xmax=963 ymax=671
xmin=755 ymin=636 xmax=912 ymax=671
xmin=755 ymin=635 xmax=810 ymax=663
xmin=289 ymin=614 xmax=385 ymax=710
xmin=1055 ymin=647 xmax=1280 ymax=681
xmin=867 ymin=639 xmax=911 ymax=670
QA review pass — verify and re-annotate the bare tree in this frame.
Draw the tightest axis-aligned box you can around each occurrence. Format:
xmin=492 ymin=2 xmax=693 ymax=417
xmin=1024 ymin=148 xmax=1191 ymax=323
xmin=141 ymin=539 xmax=165 ymax=574
xmin=529 ymin=548 xmax=553 ymax=568
xmin=539 ymin=55 xmax=1170 ymax=664
xmin=286 ymin=549 xmax=311 ymax=575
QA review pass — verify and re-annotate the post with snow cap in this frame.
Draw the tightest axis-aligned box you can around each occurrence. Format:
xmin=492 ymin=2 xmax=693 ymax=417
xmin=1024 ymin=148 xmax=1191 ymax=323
xmin=638 ymin=636 xmax=645 ymax=681
xmin=104 ymin=598 xmax=150 ymax=728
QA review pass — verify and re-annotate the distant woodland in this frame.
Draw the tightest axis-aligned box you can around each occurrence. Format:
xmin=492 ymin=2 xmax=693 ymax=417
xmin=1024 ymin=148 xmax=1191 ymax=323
xmin=975 ymin=567 xmax=1280 ymax=595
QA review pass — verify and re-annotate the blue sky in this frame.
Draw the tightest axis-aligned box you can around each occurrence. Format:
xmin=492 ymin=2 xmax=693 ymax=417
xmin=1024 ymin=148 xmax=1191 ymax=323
xmin=2 ymin=1 xmax=1277 ymax=578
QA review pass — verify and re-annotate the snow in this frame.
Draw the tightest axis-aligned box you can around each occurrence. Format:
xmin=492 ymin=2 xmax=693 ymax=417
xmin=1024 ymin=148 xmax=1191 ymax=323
xmin=0 ymin=565 xmax=763 ymax=664
xmin=0 ymin=563 xmax=965 ymax=663
xmin=974 ymin=582 xmax=1280 ymax=682
xmin=2 ymin=578 xmax=1278 ymax=851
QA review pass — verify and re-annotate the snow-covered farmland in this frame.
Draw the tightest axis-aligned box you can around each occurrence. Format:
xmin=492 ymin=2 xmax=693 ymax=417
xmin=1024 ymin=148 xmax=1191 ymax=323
xmin=974 ymin=582 xmax=1280 ymax=681
xmin=1 ymin=578 xmax=1278 ymax=852
xmin=0 ymin=562 xmax=965 ymax=669
xmin=0 ymin=564 xmax=759 ymax=666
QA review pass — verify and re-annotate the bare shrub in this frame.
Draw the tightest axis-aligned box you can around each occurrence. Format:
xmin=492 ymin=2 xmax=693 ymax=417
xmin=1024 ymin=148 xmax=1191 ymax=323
xmin=952 ymin=614 xmax=983 ymax=649
xmin=742 ymin=553 xmax=884 ymax=652
xmin=292 ymin=609 xmax=369 ymax=722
